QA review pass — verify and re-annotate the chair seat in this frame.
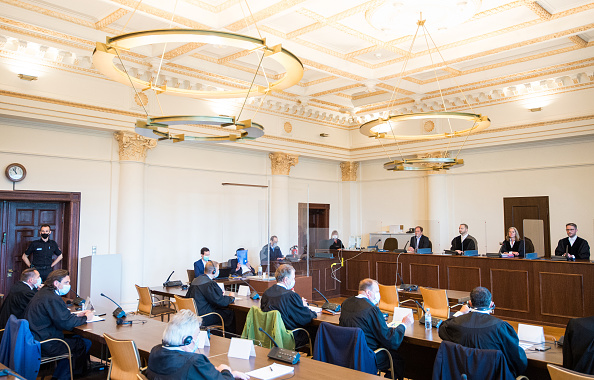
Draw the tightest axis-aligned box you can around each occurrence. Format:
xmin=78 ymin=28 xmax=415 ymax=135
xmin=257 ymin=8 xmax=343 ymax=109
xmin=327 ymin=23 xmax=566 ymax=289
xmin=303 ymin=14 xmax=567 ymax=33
xmin=150 ymin=305 xmax=176 ymax=316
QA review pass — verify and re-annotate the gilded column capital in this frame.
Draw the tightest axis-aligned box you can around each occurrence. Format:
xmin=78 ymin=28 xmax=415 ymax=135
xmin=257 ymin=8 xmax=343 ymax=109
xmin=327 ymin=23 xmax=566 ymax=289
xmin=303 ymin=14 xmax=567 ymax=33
xmin=340 ymin=161 xmax=359 ymax=181
xmin=114 ymin=131 xmax=157 ymax=162
xmin=269 ymin=152 xmax=299 ymax=175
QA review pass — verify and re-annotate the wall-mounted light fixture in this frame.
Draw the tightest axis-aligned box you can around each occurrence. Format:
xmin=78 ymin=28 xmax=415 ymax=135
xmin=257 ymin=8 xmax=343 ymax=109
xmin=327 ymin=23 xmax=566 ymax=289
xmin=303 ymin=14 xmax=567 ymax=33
xmin=319 ymin=133 xmax=329 ymax=137
xmin=529 ymin=107 xmax=542 ymax=112
xmin=18 ymin=74 xmax=38 ymax=81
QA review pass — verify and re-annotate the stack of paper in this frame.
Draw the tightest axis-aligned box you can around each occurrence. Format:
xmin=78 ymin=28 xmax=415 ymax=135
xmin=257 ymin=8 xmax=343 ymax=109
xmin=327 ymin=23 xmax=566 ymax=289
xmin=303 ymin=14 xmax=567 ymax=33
xmin=246 ymin=363 xmax=294 ymax=380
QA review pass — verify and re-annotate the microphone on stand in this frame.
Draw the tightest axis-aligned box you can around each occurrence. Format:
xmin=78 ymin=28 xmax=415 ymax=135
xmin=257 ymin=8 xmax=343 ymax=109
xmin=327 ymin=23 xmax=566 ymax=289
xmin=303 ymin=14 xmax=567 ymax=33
xmin=116 ymin=319 xmax=146 ymax=326
xmin=101 ymin=293 xmax=126 ymax=318
xmin=239 ymin=279 xmax=260 ymax=300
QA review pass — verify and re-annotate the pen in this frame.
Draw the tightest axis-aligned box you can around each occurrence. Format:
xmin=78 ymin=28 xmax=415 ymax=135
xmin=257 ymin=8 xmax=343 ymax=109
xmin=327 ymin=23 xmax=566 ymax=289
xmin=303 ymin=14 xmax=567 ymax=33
xmin=96 ymin=313 xmax=106 ymax=317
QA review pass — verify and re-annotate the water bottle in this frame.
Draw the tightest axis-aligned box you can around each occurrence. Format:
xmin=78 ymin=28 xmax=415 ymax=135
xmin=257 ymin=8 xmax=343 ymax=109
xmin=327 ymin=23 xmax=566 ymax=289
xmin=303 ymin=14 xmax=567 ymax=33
xmin=425 ymin=308 xmax=432 ymax=330
xmin=257 ymin=266 xmax=262 ymax=277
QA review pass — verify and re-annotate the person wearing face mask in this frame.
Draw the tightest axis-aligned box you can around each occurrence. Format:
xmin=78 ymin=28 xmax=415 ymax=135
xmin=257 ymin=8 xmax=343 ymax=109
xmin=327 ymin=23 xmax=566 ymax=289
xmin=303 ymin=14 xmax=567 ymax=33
xmin=339 ymin=279 xmax=413 ymax=380
xmin=193 ymin=247 xmax=211 ymax=276
xmin=260 ymin=264 xmax=316 ymax=350
xmin=147 ymin=309 xmax=249 ymax=380
xmin=22 ymin=224 xmax=63 ymax=282
xmin=186 ymin=261 xmax=236 ymax=334
xmin=328 ymin=230 xmax=344 ymax=250
xmin=259 ymin=235 xmax=283 ymax=265
xmin=0 ymin=268 xmax=41 ymax=328
xmin=24 ymin=269 xmax=93 ymax=380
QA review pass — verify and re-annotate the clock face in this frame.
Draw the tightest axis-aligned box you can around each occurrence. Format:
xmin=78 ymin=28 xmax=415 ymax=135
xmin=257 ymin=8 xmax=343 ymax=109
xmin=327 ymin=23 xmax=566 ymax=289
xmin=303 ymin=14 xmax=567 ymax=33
xmin=5 ymin=163 xmax=26 ymax=182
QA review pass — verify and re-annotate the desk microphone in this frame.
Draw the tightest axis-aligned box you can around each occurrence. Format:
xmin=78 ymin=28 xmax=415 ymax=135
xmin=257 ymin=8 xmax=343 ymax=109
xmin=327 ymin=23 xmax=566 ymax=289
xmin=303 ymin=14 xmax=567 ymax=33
xmin=313 ymin=288 xmax=341 ymax=312
xmin=402 ymin=298 xmax=443 ymax=328
xmin=163 ymin=271 xmax=183 ymax=287
xmin=395 ymin=250 xmax=417 ymax=291
xmin=258 ymin=327 xmax=300 ymax=364
xmin=101 ymin=293 xmax=126 ymax=318
xmin=239 ymin=279 xmax=260 ymax=300
xmin=116 ymin=318 xmax=147 ymax=326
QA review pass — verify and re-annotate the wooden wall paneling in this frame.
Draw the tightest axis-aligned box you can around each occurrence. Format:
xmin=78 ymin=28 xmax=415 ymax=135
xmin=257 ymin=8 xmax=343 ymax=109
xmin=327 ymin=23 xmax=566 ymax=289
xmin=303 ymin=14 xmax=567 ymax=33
xmin=324 ymin=267 xmax=338 ymax=294
xmin=490 ymin=268 xmax=530 ymax=314
xmin=447 ymin=265 xmax=482 ymax=292
xmin=539 ymin=272 xmax=584 ymax=319
xmin=345 ymin=259 xmax=371 ymax=292
xmin=410 ymin=263 xmax=440 ymax=288
xmin=310 ymin=268 xmax=321 ymax=300
xmin=376 ymin=260 xmax=399 ymax=285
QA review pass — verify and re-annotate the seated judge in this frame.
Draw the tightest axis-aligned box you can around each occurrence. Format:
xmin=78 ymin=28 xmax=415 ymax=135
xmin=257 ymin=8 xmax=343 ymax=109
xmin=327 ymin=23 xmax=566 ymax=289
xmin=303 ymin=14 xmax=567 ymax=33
xmin=438 ymin=287 xmax=527 ymax=377
xmin=450 ymin=223 xmax=476 ymax=253
xmin=147 ymin=309 xmax=248 ymax=380
xmin=329 ymin=230 xmax=345 ymax=250
xmin=499 ymin=227 xmax=525 ymax=257
xmin=339 ymin=278 xmax=413 ymax=380
xmin=0 ymin=268 xmax=41 ymax=328
xmin=193 ymin=247 xmax=211 ymax=277
xmin=408 ymin=226 xmax=431 ymax=252
xmin=554 ymin=223 xmax=590 ymax=260
xmin=186 ymin=261 xmax=236 ymax=333
xmin=229 ymin=248 xmax=256 ymax=277
xmin=259 ymin=235 xmax=283 ymax=265
xmin=260 ymin=264 xmax=316 ymax=348
xmin=24 ymin=269 xmax=93 ymax=380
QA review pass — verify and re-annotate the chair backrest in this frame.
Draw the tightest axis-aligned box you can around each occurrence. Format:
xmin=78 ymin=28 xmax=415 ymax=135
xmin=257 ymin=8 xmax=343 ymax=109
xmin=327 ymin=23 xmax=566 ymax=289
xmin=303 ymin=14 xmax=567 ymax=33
xmin=104 ymin=333 xmax=141 ymax=380
xmin=135 ymin=285 xmax=153 ymax=314
xmin=241 ymin=306 xmax=294 ymax=349
xmin=548 ymin=364 xmax=594 ymax=380
xmin=378 ymin=284 xmax=400 ymax=312
xmin=173 ymin=295 xmax=197 ymax=314
xmin=383 ymin=238 xmax=398 ymax=251
xmin=187 ymin=269 xmax=195 ymax=283
xmin=313 ymin=322 xmax=377 ymax=375
xmin=420 ymin=287 xmax=449 ymax=319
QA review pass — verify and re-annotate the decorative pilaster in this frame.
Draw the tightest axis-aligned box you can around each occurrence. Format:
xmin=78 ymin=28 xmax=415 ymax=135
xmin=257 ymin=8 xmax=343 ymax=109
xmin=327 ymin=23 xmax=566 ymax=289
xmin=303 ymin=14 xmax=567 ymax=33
xmin=269 ymin=152 xmax=299 ymax=175
xmin=340 ymin=161 xmax=359 ymax=181
xmin=114 ymin=131 xmax=157 ymax=162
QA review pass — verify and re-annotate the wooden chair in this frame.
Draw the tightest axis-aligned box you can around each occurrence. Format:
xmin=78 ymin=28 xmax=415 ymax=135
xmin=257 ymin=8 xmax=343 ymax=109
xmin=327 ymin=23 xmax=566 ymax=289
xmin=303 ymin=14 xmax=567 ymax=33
xmin=104 ymin=333 xmax=145 ymax=380
xmin=383 ymin=238 xmax=398 ymax=252
xmin=187 ymin=269 xmax=195 ymax=283
xmin=135 ymin=285 xmax=176 ymax=321
xmin=378 ymin=284 xmax=400 ymax=313
xmin=419 ymin=287 xmax=463 ymax=320
xmin=548 ymin=364 xmax=594 ymax=380
xmin=172 ymin=295 xmax=225 ymax=337
xmin=137 ymin=373 xmax=149 ymax=380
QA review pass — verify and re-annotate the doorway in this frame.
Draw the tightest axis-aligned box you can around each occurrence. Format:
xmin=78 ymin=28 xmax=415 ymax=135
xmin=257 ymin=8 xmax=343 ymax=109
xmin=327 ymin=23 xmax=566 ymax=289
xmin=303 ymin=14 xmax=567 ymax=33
xmin=298 ymin=203 xmax=330 ymax=256
xmin=0 ymin=191 xmax=80 ymax=296
xmin=503 ymin=196 xmax=551 ymax=257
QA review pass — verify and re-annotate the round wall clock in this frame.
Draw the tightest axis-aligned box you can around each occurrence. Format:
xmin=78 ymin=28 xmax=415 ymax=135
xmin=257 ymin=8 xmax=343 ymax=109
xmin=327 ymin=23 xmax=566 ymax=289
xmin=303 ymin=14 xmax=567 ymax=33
xmin=5 ymin=163 xmax=26 ymax=182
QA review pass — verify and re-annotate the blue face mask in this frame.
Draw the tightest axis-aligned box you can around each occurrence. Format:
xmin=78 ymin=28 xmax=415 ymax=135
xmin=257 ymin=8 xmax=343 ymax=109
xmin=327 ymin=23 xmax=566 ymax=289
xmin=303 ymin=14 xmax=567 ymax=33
xmin=57 ymin=284 xmax=71 ymax=296
xmin=203 ymin=255 xmax=210 ymax=261
xmin=35 ymin=277 xmax=42 ymax=288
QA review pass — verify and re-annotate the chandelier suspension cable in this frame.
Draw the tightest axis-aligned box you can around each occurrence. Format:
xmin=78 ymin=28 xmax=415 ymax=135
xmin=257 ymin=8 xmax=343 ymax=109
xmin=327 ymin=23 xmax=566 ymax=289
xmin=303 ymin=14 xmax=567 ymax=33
xmin=236 ymin=49 xmax=266 ymax=121
xmin=455 ymin=120 xmax=477 ymax=160
xmin=153 ymin=0 xmax=180 ymax=92
xmin=120 ymin=0 xmax=144 ymax=34
xmin=243 ymin=0 xmax=263 ymax=40
xmin=114 ymin=49 xmax=149 ymax=118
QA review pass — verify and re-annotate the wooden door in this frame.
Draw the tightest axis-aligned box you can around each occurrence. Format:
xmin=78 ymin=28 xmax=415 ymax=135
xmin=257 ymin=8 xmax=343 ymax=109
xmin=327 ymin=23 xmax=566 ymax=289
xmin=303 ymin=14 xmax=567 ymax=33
xmin=503 ymin=196 xmax=551 ymax=257
xmin=2 ymin=201 xmax=64 ymax=294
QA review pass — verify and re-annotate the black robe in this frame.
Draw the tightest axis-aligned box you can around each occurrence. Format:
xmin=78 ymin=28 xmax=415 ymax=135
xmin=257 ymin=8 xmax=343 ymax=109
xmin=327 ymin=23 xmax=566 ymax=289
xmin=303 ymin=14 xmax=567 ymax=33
xmin=147 ymin=345 xmax=233 ymax=380
xmin=438 ymin=312 xmax=527 ymax=377
xmin=339 ymin=296 xmax=406 ymax=378
xmin=554 ymin=237 xmax=590 ymax=260
xmin=329 ymin=239 xmax=344 ymax=250
xmin=499 ymin=240 xmax=526 ymax=257
xmin=0 ymin=281 xmax=36 ymax=328
xmin=186 ymin=274 xmax=235 ymax=333
xmin=409 ymin=235 xmax=431 ymax=250
xmin=450 ymin=235 xmax=476 ymax=251
xmin=563 ymin=315 xmax=594 ymax=374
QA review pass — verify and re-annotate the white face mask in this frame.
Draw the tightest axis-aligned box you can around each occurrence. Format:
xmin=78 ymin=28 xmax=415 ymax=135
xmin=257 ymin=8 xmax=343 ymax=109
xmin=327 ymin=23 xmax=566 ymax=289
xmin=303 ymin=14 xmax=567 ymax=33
xmin=34 ymin=277 xmax=42 ymax=288
xmin=332 ymin=235 xmax=338 ymax=239
xmin=373 ymin=291 xmax=380 ymax=305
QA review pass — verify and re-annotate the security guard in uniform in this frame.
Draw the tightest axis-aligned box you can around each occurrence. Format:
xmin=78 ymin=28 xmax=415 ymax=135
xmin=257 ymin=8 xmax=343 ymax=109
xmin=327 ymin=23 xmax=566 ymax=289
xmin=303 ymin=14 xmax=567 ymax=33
xmin=22 ymin=224 xmax=63 ymax=281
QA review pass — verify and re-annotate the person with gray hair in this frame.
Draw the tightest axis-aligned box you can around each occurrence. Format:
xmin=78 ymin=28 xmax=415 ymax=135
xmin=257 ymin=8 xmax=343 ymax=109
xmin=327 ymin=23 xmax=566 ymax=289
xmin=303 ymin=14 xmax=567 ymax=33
xmin=438 ymin=287 xmax=527 ymax=377
xmin=146 ymin=310 xmax=249 ymax=380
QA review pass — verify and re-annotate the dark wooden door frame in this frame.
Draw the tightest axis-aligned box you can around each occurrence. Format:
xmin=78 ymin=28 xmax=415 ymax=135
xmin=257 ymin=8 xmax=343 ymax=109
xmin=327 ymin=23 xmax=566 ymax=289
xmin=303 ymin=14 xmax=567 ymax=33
xmin=0 ymin=190 xmax=81 ymax=292
xmin=503 ymin=196 xmax=551 ymax=257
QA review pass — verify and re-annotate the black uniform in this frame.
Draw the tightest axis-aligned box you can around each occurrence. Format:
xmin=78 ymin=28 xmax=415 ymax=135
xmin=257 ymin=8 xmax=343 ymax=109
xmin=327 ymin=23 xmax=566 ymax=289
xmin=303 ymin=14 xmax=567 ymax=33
xmin=0 ymin=281 xmax=36 ymax=328
xmin=186 ymin=274 xmax=235 ymax=333
xmin=450 ymin=235 xmax=476 ymax=251
xmin=261 ymin=284 xmax=317 ymax=347
xmin=24 ymin=287 xmax=89 ymax=380
xmin=24 ymin=239 xmax=62 ymax=281
xmin=339 ymin=296 xmax=407 ymax=379
xmin=147 ymin=345 xmax=234 ymax=380
xmin=554 ymin=237 xmax=590 ymax=260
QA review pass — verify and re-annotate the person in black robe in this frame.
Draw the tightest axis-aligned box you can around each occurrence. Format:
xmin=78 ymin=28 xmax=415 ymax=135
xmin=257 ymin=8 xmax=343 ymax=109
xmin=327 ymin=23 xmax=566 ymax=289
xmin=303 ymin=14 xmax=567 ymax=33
xmin=147 ymin=310 xmax=248 ymax=380
xmin=329 ymin=230 xmax=344 ymax=250
xmin=261 ymin=264 xmax=316 ymax=348
xmin=563 ymin=315 xmax=594 ymax=374
xmin=408 ymin=226 xmax=431 ymax=252
xmin=339 ymin=278 xmax=413 ymax=380
xmin=185 ymin=260 xmax=236 ymax=334
xmin=438 ymin=287 xmax=527 ymax=377
xmin=554 ymin=223 xmax=590 ymax=260
xmin=0 ymin=268 xmax=40 ymax=328
xmin=450 ymin=224 xmax=477 ymax=253
xmin=24 ymin=269 xmax=93 ymax=380
xmin=499 ymin=227 xmax=526 ymax=257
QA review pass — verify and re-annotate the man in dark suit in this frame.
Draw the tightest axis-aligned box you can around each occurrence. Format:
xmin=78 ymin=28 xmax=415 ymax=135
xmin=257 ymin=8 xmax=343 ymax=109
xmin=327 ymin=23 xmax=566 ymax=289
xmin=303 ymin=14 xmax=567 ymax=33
xmin=0 ymin=268 xmax=40 ymax=328
xmin=261 ymin=264 xmax=316 ymax=348
xmin=193 ymin=247 xmax=211 ymax=276
xmin=450 ymin=223 xmax=477 ymax=253
xmin=186 ymin=261 xmax=235 ymax=333
xmin=339 ymin=278 xmax=413 ymax=380
xmin=554 ymin=223 xmax=590 ymax=260
xmin=259 ymin=235 xmax=283 ymax=265
xmin=438 ymin=287 xmax=527 ymax=377
xmin=408 ymin=226 xmax=431 ymax=252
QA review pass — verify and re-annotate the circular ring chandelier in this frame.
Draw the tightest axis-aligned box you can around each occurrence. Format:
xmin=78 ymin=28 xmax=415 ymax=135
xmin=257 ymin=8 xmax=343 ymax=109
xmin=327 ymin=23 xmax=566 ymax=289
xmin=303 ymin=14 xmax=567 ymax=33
xmin=135 ymin=115 xmax=264 ymax=142
xmin=384 ymin=157 xmax=464 ymax=171
xmin=360 ymin=112 xmax=490 ymax=140
xmin=93 ymin=29 xmax=304 ymax=99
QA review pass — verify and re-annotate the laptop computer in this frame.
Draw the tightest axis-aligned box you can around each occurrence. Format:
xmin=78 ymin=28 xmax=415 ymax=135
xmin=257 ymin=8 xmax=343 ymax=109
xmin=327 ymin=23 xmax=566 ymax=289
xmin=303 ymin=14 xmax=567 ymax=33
xmin=216 ymin=267 xmax=232 ymax=279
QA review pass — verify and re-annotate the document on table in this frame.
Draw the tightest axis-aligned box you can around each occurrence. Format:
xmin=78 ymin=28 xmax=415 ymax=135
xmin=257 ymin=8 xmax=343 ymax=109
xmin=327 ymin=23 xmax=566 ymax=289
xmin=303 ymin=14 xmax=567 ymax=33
xmin=246 ymin=363 xmax=294 ymax=380
xmin=308 ymin=305 xmax=322 ymax=314
xmin=519 ymin=342 xmax=534 ymax=350
xmin=85 ymin=315 xmax=105 ymax=323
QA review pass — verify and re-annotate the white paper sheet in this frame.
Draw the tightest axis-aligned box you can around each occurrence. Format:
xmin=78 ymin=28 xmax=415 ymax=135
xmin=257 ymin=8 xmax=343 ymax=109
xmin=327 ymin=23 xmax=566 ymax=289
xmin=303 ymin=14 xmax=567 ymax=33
xmin=246 ymin=363 xmax=295 ymax=380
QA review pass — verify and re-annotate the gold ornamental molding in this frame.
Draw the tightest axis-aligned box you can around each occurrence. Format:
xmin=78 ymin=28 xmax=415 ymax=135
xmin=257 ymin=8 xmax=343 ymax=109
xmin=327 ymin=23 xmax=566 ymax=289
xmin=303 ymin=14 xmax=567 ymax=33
xmin=269 ymin=152 xmax=299 ymax=175
xmin=114 ymin=131 xmax=157 ymax=162
xmin=340 ymin=161 xmax=359 ymax=181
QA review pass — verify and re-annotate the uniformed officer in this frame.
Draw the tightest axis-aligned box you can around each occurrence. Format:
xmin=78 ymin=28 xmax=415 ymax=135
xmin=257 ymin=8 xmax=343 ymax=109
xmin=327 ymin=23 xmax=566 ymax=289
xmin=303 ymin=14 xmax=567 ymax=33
xmin=22 ymin=224 xmax=63 ymax=281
